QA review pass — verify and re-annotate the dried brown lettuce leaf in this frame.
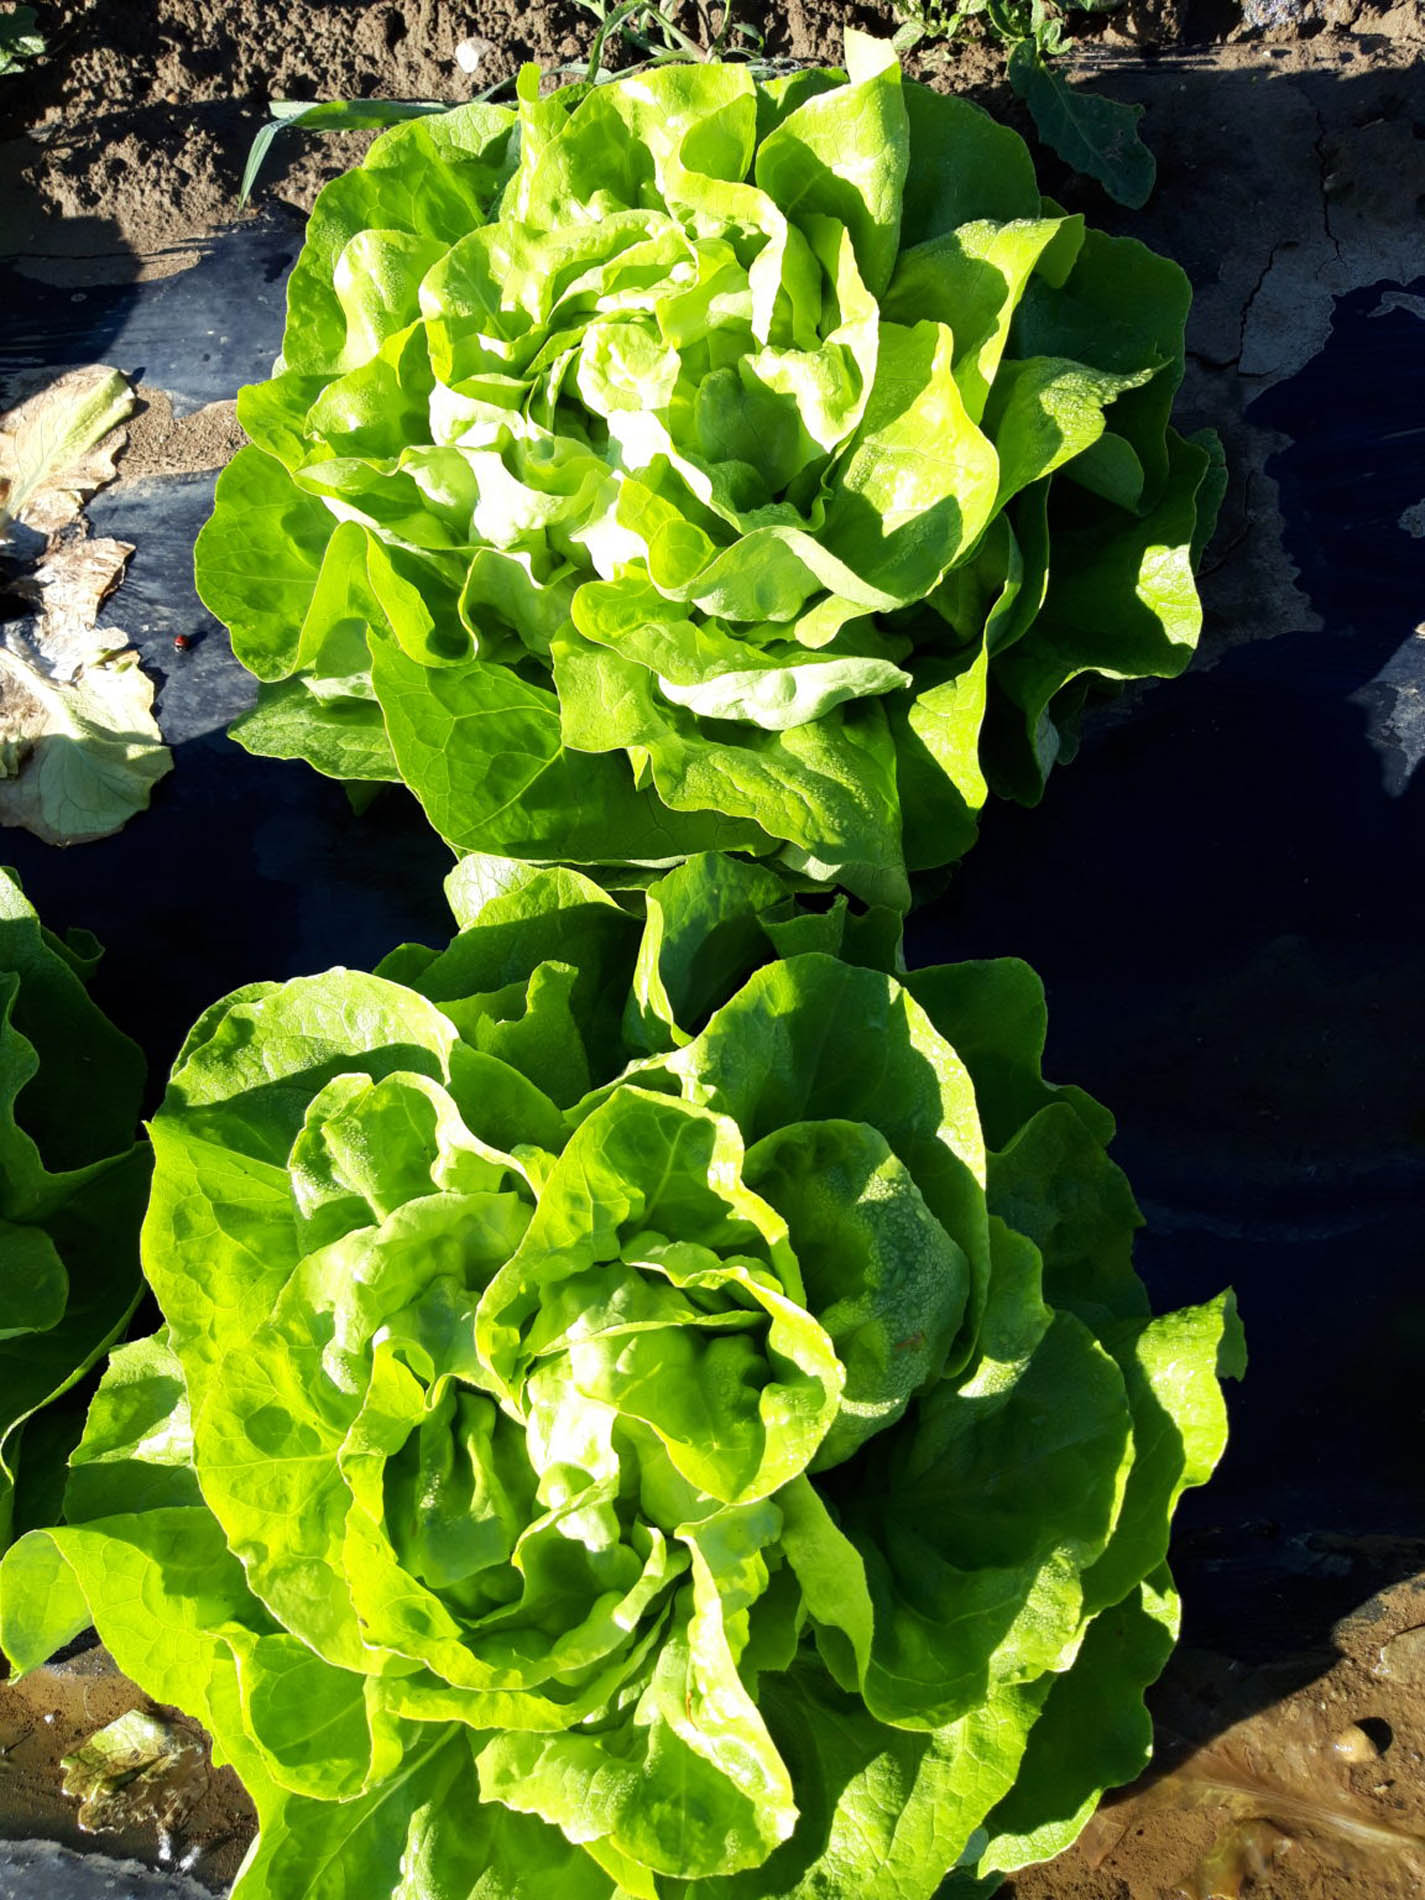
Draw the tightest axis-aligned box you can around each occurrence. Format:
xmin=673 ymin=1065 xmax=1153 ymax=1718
xmin=60 ymin=1708 xmax=208 ymax=1836
xmin=0 ymin=606 xmax=171 ymax=846
xmin=0 ymin=367 xmax=136 ymax=540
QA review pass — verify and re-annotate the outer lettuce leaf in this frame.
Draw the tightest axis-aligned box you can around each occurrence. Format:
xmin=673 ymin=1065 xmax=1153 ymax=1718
xmin=0 ymin=854 xmax=1240 ymax=1899
xmin=987 ymin=1579 xmax=1178 ymax=1872
xmin=0 ymin=869 xmax=146 ymax=1548
xmin=1010 ymin=225 xmax=1189 ymax=502
xmin=194 ymin=446 xmax=340 ymax=684
xmin=903 ymin=956 xmax=1112 ymax=1153
xmin=985 ymin=428 xmax=1214 ymax=804
xmin=787 ymin=1223 xmax=1132 ymax=1735
xmin=371 ymin=630 xmax=772 ymax=871
xmin=245 ymin=1730 xmax=627 ymax=1900
xmin=228 ymin=676 xmax=399 ymax=782
xmin=196 ymin=33 xmax=1220 ymax=903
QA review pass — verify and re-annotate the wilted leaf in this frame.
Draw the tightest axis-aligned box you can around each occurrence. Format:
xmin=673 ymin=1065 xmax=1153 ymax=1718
xmin=11 ymin=537 xmax=133 ymax=659
xmin=0 ymin=368 xmax=136 ymax=540
xmin=0 ymin=621 xmax=172 ymax=845
xmin=1149 ymin=1734 xmax=1425 ymax=1857
xmin=0 ymin=526 xmax=172 ymax=845
xmin=0 ymin=372 xmax=174 ymax=845
xmin=60 ymin=1708 xmax=208 ymax=1835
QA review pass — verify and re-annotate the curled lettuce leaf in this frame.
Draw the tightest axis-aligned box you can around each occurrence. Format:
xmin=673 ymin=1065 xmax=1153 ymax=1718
xmin=0 ymin=853 xmax=1241 ymax=1898
xmin=0 ymin=868 xmax=146 ymax=1548
xmin=196 ymin=34 xmax=1220 ymax=907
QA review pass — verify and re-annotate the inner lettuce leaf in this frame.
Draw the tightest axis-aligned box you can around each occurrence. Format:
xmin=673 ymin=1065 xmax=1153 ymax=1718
xmin=196 ymin=33 xmax=1221 ymax=907
xmin=0 ymin=868 xmax=147 ymax=1550
xmin=0 ymin=852 xmax=1242 ymax=1898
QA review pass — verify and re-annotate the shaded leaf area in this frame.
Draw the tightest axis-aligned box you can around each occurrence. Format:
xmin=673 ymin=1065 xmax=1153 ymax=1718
xmin=1006 ymin=42 xmax=1155 ymax=211
xmin=0 ymin=868 xmax=146 ymax=1552
xmin=2 ymin=853 xmax=1238 ymax=1899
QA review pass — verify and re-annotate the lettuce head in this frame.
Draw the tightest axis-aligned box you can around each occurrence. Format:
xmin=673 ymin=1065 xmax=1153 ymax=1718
xmin=0 ymin=852 xmax=1241 ymax=1898
xmin=196 ymin=35 xmax=1223 ymax=909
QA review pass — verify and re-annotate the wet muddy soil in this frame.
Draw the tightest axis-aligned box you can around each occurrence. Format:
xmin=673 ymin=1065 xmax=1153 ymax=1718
xmin=0 ymin=1643 xmax=253 ymax=1889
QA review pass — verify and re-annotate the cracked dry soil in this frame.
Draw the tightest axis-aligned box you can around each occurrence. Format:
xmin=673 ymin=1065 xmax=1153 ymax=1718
xmin=2 ymin=1 xmax=1425 ymax=1897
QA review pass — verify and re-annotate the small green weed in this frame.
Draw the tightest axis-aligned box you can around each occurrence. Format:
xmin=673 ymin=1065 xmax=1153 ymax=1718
xmin=573 ymin=0 xmax=765 ymax=72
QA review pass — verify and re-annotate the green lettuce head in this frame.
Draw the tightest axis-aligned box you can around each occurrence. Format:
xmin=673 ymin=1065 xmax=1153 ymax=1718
xmin=0 ymin=854 xmax=1241 ymax=1898
xmin=197 ymin=34 xmax=1223 ymax=909
xmin=0 ymin=869 xmax=146 ymax=1548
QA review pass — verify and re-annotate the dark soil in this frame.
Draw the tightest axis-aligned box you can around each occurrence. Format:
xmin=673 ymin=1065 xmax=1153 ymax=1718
xmin=0 ymin=0 xmax=983 ymax=259
xmin=4 ymin=0 xmax=1412 ymax=263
